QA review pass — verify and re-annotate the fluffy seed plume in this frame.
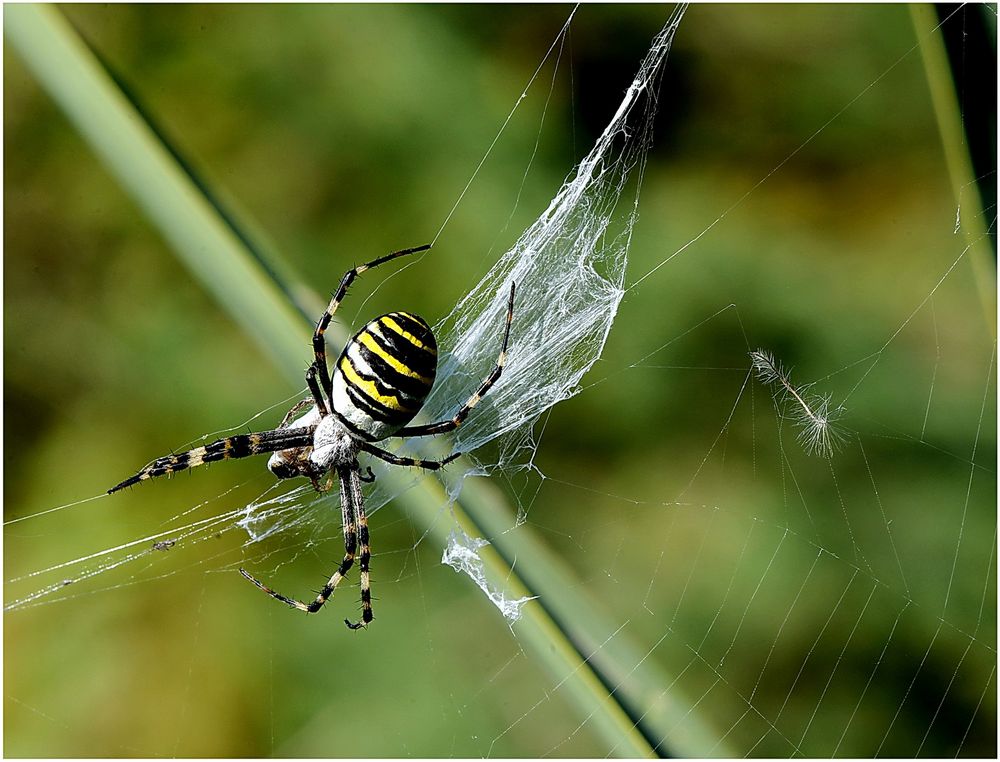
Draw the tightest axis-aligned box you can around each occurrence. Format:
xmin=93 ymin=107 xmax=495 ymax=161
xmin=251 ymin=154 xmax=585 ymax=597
xmin=750 ymin=349 xmax=844 ymax=458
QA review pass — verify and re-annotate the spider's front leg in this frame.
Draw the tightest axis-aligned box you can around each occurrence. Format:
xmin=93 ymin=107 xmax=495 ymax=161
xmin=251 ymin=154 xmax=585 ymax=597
xmin=305 ymin=363 xmax=329 ymax=417
xmin=312 ymin=244 xmax=432 ymax=400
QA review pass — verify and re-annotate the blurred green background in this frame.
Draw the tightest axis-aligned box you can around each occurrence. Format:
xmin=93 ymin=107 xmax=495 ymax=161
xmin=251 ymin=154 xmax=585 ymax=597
xmin=5 ymin=4 xmax=996 ymax=757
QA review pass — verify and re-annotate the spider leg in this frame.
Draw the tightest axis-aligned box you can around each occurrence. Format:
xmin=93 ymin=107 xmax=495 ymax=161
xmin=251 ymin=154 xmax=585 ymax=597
xmin=345 ymin=491 xmax=373 ymax=629
xmin=313 ymin=244 xmax=432 ymax=400
xmin=108 ymin=426 xmax=317 ymax=494
xmin=278 ymin=397 xmax=315 ymax=429
xmin=239 ymin=465 xmax=361 ymax=614
xmin=310 ymin=473 xmax=335 ymax=492
xmin=305 ymin=363 xmax=329 ymax=417
xmin=394 ymin=282 xmax=514 ymax=438
xmin=359 ymin=442 xmax=461 ymax=471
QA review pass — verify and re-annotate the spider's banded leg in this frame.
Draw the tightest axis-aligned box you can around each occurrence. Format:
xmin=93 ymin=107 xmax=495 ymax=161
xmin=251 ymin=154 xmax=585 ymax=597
xmin=107 ymin=427 xmax=317 ymax=494
xmin=346 ymin=482 xmax=373 ymax=629
xmin=395 ymin=282 xmax=515 ymax=438
xmin=313 ymin=244 xmax=432 ymax=399
xmin=359 ymin=442 xmax=461 ymax=471
xmin=305 ymin=363 xmax=329 ymax=417
xmin=239 ymin=465 xmax=360 ymax=614
xmin=278 ymin=397 xmax=314 ymax=429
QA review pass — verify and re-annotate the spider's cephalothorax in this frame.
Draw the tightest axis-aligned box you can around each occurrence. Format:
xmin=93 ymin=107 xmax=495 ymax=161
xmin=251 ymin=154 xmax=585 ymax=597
xmin=108 ymin=243 xmax=515 ymax=630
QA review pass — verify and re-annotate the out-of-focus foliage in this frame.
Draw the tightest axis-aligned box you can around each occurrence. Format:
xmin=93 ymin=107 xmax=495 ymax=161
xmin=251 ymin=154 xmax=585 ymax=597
xmin=5 ymin=5 xmax=995 ymax=757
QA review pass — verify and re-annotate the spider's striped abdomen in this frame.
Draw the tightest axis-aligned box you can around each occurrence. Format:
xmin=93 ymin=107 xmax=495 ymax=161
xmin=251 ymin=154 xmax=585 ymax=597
xmin=331 ymin=311 xmax=437 ymax=441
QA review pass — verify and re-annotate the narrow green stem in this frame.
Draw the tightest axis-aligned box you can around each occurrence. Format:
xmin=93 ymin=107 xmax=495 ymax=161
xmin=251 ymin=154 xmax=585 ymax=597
xmin=911 ymin=3 xmax=997 ymax=335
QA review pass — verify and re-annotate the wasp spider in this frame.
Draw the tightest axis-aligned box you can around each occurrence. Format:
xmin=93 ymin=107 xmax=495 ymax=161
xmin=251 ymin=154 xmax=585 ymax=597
xmin=109 ymin=244 xmax=515 ymax=629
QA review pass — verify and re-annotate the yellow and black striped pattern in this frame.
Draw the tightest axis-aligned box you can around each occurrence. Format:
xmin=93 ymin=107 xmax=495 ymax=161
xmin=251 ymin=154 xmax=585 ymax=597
xmin=330 ymin=311 xmax=437 ymax=441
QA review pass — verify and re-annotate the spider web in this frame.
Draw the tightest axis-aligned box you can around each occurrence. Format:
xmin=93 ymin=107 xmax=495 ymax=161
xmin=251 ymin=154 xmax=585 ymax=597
xmin=236 ymin=3 xmax=686 ymax=622
xmin=5 ymin=4 xmax=996 ymax=758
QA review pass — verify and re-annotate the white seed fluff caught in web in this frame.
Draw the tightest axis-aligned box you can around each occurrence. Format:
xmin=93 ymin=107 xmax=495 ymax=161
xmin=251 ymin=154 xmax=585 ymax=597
xmin=750 ymin=348 xmax=845 ymax=458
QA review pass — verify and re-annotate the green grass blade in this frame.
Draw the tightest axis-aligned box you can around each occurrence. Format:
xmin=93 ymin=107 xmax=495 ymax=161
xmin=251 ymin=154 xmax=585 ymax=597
xmin=910 ymin=3 xmax=997 ymax=335
xmin=6 ymin=4 xmax=719 ymax=756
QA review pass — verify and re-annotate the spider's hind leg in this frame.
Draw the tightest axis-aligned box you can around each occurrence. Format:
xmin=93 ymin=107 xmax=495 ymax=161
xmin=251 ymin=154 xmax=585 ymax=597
xmin=394 ymin=282 xmax=515 ymax=438
xmin=345 ymin=489 xmax=373 ymax=630
xmin=240 ymin=465 xmax=363 ymax=615
xmin=359 ymin=443 xmax=461 ymax=471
